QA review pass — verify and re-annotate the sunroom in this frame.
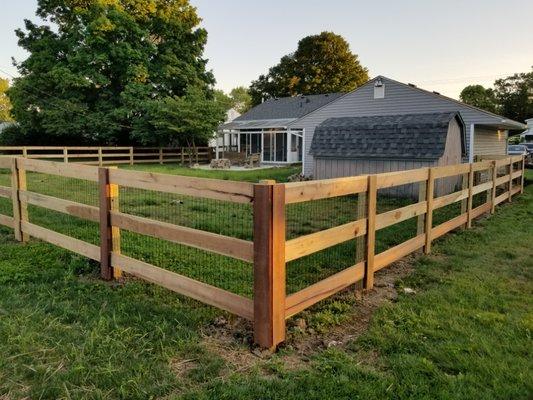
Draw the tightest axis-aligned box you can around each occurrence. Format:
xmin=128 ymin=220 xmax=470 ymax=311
xmin=216 ymin=118 xmax=303 ymax=164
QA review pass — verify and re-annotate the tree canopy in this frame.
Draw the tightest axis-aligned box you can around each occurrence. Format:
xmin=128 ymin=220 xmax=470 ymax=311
xmin=249 ymin=32 xmax=369 ymax=106
xmin=8 ymin=0 xmax=225 ymax=146
xmin=0 ymin=78 xmax=13 ymax=122
xmin=459 ymin=85 xmax=497 ymax=113
xmin=493 ymin=68 xmax=533 ymax=124
xmin=460 ymin=67 xmax=532 ymax=124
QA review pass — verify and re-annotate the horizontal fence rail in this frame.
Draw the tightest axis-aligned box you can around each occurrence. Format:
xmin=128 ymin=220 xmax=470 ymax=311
xmin=0 ymin=146 xmax=214 ymax=166
xmin=0 ymin=155 xmax=526 ymax=350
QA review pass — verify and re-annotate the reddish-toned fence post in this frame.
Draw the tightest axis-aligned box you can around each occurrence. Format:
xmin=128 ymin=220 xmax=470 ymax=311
xmin=253 ymin=179 xmax=286 ymax=350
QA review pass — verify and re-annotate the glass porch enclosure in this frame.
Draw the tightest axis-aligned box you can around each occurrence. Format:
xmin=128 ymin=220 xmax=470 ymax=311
xmin=216 ymin=128 xmax=303 ymax=163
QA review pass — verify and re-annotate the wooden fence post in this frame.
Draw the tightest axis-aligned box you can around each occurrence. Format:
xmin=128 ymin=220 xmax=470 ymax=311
xmin=63 ymin=147 xmax=68 ymax=163
xmin=424 ymin=168 xmax=435 ymax=254
xmin=159 ymin=148 xmax=163 ymax=164
xmin=181 ymin=148 xmax=185 ymax=165
xmin=508 ymin=157 xmax=513 ymax=202
xmin=491 ymin=161 xmax=497 ymax=214
xmin=354 ymin=192 xmax=366 ymax=298
xmin=460 ymin=172 xmax=468 ymax=228
xmin=253 ymin=179 xmax=286 ymax=350
xmin=467 ymin=163 xmax=474 ymax=228
xmin=99 ymin=167 xmax=121 ymax=280
xmin=129 ymin=147 xmax=134 ymax=165
xmin=22 ymin=147 xmax=27 ymax=158
xmin=364 ymin=175 xmax=377 ymax=290
xmin=11 ymin=158 xmax=28 ymax=242
xmin=520 ymin=156 xmax=525 ymax=194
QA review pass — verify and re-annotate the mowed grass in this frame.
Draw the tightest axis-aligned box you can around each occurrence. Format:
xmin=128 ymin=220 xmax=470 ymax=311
xmin=0 ymin=164 xmax=530 ymax=399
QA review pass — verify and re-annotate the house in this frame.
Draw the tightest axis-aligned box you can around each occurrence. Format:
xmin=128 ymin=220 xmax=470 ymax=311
xmin=217 ymin=76 xmax=526 ymax=176
xmin=310 ymin=112 xmax=465 ymax=196
xmin=209 ymin=108 xmax=241 ymax=151
xmin=217 ymin=93 xmax=343 ymax=163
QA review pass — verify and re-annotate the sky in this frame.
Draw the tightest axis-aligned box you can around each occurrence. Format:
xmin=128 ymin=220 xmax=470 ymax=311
xmin=0 ymin=0 xmax=532 ymax=99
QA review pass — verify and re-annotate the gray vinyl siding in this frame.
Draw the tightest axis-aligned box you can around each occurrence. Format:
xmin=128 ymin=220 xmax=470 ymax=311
xmin=474 ymin=127 xmax=507 ymax=156
xmin=293 ymin=77 xmax=509 ymax=177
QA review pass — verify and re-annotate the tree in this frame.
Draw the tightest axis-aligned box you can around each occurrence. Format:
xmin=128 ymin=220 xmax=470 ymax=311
xmin=0 ymin=78 xmax=13 ymax=121
xmin=459 ymin=85 xmax=497 ymax=113
xmin=249 ymin=32 xmax=369 ymax=105
xmin=229 ymin=86 xmax=252 ymax=114
xmin=8 ymin=0 xmax=216 ymax=145
xmin=493 ymin=68 xmax=533 ymax=123
xmin=135 ymin=86 xmax=226 ymax=150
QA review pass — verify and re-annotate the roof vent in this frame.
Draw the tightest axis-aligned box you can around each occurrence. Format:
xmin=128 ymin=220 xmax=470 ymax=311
xmin=374 ymin=78 xmax=385 ymax=99
xmin=306 ymin=98 xmax=311 ymax=103
xmin=433 ymin=91 xmax=440 ymax=95
xmin=408 ymin=83 xmax=417 ymax=88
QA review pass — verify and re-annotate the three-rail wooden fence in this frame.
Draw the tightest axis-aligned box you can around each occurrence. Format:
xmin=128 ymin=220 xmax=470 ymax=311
xmin=0 ymin=146 xmax=214 ymax=166
xmin=0 ymin=155 xmax=526 ymax=349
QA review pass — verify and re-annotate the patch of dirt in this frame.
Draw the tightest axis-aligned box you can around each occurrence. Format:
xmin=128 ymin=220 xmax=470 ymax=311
xmin=199 ymin=255 xmax=416 ymax=371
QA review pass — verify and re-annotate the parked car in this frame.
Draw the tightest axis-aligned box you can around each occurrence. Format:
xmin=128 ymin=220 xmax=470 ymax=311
xmin=508 ymin=144 xmax=529 ymax=156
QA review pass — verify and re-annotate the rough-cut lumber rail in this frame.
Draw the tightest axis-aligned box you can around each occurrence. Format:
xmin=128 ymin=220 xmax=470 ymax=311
xmin=0 ymin=157 xmax=12 ymax=168
xmin=110 ymin=211 xmax=254 ymax=262
xmin=111 ymin=252 xmax=253 ymax=320
xmin=285 ymin=261 xmax=365 ymax=318
xmin=285 ymin=219 xmax=367 ymax=262
xmin=18 ymin=158 xmax=99 ymax=181
xmin=472 ymin=161 xmax=493 ymax=172
xmin=472 ymin=181 xmax=493 ymax=195
xmin=431 ymin=213 xmax=468 ymax=240
xmin=471 ymin=202 xmax=491 ymax=219
xmin=495 ymin=158 xmax=511 ymax=167
xmin=495 ymin=191 xmax=510 ymax=206
xmin=375 ymin=201 xmax=427 ymax=230
xmin=21 ymin=221 xmax=100 ymax=261
xmin=432 ymin=163 xmax=471 ymax=179
xmin=19 ymin=190 xmax=100 ymax=222
xmin=374 ymin=234 xmax=425 ymax=271
xmin=284 ymin=176 xmax=368 ymax=204
xmin=108 ymin=168 xmax=254 ymax=204
xmin=511 ymin=170 xmax=523 ymax=180
xmin=375 ymin=168 xmax=428 ymax=189
xmin=0 ymin=214 xmax=14 ymax=228
xmin=511 ymin=186 xmax=521 ymax=196
xmin=495 ymin=175 xmax=510 ymax=187
xmin=433 ymin=189 xmax=469 ymax=210
xmin=0 ymin=185 xmax=10 ymax=198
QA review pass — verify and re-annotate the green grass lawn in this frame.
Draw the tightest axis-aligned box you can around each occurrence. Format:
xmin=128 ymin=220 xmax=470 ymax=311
xmin=0 ymin=165 xmax=531 ymax=399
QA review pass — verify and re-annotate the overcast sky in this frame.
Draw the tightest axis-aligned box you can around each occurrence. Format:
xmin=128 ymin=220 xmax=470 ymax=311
xmin=1 ymin=0 xmax=531 ymax=99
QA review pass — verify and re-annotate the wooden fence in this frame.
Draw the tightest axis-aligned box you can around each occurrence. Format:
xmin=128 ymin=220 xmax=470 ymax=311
xmin=0 ymin=155 xmax=526 ymax=350
xmin=0 ymin=146 xmax=214 ymax=166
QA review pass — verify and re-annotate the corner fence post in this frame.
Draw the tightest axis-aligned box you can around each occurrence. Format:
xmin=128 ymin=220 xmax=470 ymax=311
xmin=99 ymin=167 xmax=121 ymax=280
xmin=364 ymin=175 xmax=377 ymax=290
xmin=424 ymin=168 xmax=435 ymax=254
xmin=491 ymin=161 xmax=497 ymax=214
xmin=11 ymin=158 xmax=28 ymax=242
xmin=253 ymin=179 xmax=286 ymax=350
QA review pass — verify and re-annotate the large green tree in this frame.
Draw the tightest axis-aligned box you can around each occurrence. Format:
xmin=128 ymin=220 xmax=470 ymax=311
xmin=249 ymin=32 xmax=369 ymax=106
xmin=459 ymin=85 xmax=497 ymax=113
xmin=8 ymin=0 xmax=222 ymax=145
xmin=0 ymin=78 xmax=14 ymax=121
xmin=493 ymin=68 xmax=533 ymax=123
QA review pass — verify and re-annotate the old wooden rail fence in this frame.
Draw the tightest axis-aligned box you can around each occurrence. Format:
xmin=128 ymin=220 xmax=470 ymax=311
xmin=0 ymin=146 xmax=214 ymax=166
xmin=0 ymin=155 xmax=526 ymax=350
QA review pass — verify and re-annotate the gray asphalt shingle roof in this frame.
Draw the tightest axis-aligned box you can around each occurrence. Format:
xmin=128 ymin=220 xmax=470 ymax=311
xmin=234 ymin=93 xmax=344 ymax=121
xmin=310 ymin=112 xmax=464 ymax=160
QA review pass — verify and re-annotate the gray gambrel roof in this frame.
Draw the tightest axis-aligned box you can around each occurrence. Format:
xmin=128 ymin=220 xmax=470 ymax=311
xmin=235 ymin=93 xmax=344 ymax=121
xmin=310 ymin=112 xmax=465 ymax=160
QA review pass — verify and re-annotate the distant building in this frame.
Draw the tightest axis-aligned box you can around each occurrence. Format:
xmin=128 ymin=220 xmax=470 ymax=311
xmin=520 ymin=118 xmax=533 ymax=142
